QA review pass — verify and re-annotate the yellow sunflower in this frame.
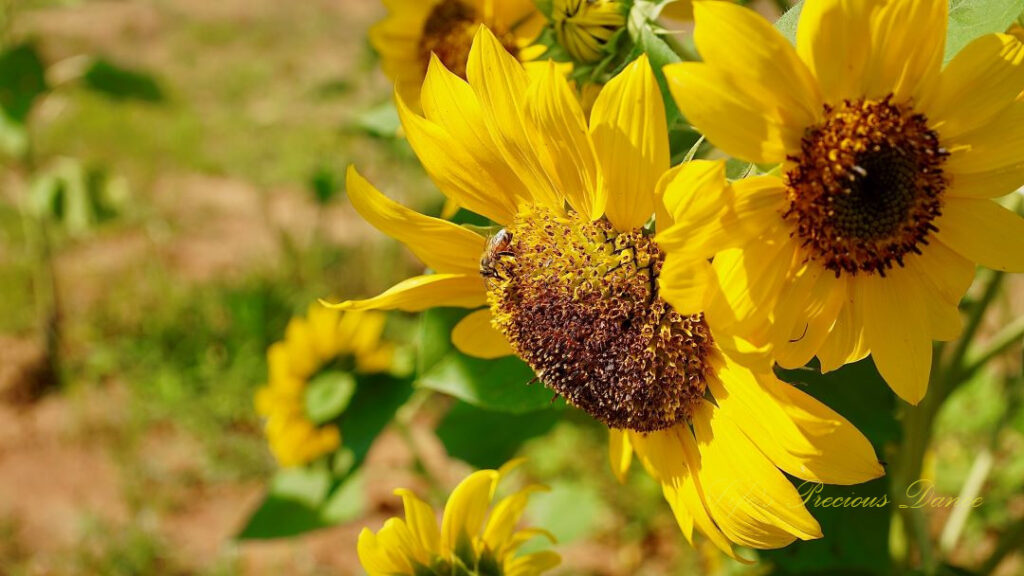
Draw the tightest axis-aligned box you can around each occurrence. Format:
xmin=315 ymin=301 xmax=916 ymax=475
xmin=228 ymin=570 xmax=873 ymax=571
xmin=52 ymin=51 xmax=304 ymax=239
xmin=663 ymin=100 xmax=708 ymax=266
xmin=662 ymin=0 xmax=1024 ymax=404
xmin=358 ymin=461 xmax=560 ymax=576
xmin=335 ymin=28 xmax=883 ymax=555
xmin=370 ymin=0 xmax=545 ymax=102
xmin=551 ymin=0 xmax=627 ymax=64
xmin=254 ymin=304 xmax=393 ymax=467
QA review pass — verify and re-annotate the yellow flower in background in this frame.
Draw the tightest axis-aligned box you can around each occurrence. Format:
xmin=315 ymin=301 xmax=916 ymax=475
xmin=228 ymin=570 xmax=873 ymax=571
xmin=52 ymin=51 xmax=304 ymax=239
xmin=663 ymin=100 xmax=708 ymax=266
xmin=254 ymin=305 xmax=393 ymax=467
xmin=663 ymin=0 xmax=1024 ymax=404
xmin=551 ymin=0 xmax=627 ymax=63
xmin=358 ymin=462 xmax=560 ymax=576
xmin=335 ymin=28 xmax=883 ymax=555
xmin=370 ymin=0 xmax=545 ymax=102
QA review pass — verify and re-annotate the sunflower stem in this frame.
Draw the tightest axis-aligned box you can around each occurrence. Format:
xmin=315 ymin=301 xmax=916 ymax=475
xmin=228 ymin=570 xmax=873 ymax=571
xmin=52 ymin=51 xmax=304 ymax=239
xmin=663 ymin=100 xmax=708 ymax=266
xmin=958 ymin=314 xmax=1024 ymax=383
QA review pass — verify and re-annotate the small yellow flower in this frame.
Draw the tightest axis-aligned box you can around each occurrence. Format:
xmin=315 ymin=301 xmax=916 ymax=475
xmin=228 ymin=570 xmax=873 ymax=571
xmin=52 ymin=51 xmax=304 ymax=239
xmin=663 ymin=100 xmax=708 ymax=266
xmin=358 ymin=462 xmax=560 ymax=576
xmin=370 ymin=0 xmax=545 ymax=102
xmin=663 ymin=0 xmax=1024 ymax=404
xmin=335 ymin=28 xmax=883 ymax=556
xmin=551 ymin=0 xmax=627 ymax=64
xmin=254 ymin=305 xmax=393 ymax=467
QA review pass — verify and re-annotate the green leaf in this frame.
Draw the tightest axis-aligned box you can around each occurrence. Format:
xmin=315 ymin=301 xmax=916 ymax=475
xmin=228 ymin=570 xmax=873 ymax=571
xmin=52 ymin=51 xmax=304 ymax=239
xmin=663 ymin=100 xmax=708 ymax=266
xmin=27 ymin=159 xmax=126 ymax=234
xmin=237 ymin=374 xmax=412 ymax=540
xmin=946 ymin=0 xmax=1024 ymax=63
xmin=0 ymin=43 xmax=47 ymax=124
xmin=352 ymin=101 xmax=400 ymax=139
xmin=308 ymin=164 xmax=342 ymax=206
xmin=526 ymin=479 xmax=611 ymax=544
xmin=417 ymin=308 xmax=561 ymax=414
xmin=437 ymin=401 xmax=563 ymax=469
xmin=765 ymin=358 xmax=898 ymax=575
xmin=236 ymin=465 xmax=332 ymax=540
xmin=82 ymin=58 xmax=164 ymax=102
xmin=304 ymin=370 xmax=357 ymax=426
xmin=775 ymin=1 xmax=804 ymax=45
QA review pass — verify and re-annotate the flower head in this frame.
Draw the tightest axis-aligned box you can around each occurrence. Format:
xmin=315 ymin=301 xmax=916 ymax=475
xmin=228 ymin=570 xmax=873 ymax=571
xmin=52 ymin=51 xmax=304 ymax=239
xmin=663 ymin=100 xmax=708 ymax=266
xmin=551 ymin=0 xmax=627 ymax=63
xmin=358 ymin=462 xmax=560 ymax=576
xmin=254 ymin=305 xmax=393 ymax=467
xmin=663 ymin=0 xmax=1024 ymax=404
xmin=371 ymin=0 xmax=545 ymax=102
xmin=335 ymin=28 xmax=883 ymax=555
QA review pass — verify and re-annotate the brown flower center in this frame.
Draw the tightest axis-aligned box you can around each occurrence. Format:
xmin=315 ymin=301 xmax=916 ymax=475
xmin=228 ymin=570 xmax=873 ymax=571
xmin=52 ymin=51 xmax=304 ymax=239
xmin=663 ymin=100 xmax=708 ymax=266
xmin=481 ymin=207 xmax=716 ymax=432
xmin=419 ymin=0 xmax=519 ymax=79
xmin=785 ymin=95 xmax=948 ymax=276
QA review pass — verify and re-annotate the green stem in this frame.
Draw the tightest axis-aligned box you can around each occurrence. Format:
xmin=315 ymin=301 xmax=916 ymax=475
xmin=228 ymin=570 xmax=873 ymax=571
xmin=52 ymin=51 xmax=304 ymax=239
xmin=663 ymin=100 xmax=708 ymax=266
xmin=660 ymin=32 xmax=699 ymax=62
xmin=945 ymin=270 xmax=1004 ymax=385
xmin=958 ymin=314 xmax=1024 ymax=382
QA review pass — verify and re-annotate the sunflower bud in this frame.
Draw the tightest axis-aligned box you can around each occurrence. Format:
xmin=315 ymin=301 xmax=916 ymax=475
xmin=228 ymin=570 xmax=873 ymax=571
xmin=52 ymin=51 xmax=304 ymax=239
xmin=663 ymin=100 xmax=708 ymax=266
xmin=552 ymin=0 xmax=627 ymax=64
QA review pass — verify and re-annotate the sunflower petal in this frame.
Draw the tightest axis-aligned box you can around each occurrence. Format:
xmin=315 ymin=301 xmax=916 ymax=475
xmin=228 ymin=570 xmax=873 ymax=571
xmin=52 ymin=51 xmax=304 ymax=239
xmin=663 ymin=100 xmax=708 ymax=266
xmin=858 ymin=272 xmax=932 ymax=405
xmin=666 ymin=62 xmax=799 ymax=163
xmin=466 ymin=27 xmax=563 ymax=211
xmin=608 ymin=428 xmax=633 ymax=483
xmin=925 ymin=33 xmax=1024 ymax=140
xmin=692 ymin=1 xmax=821 ymax=123
xmin=394 ymin=488 xmax=440 ymax=556
xmin=817 ymin=289 xmax=870 ymax=373
xmin=944 ymin=100 xmax=1024 ymax=177
xmin=441 ymin=469 xmax=500 ymax=551
xmin=710 ymin=358 xmax=884 ymax=485
xmin=863 ymin=0 xmax=946 ymax=102
xmin=397 ymin=91 xmax=519 ymax=224
xmin=346 ymin=167 xmax=486 ymax=274
xmin=658 ymin=256 xmax=713 ymax=316
xmin=771 ymin=263 xmax=846 ymax=369
xmin=524 ymin=61 xmax=604 ymax=220
xmin=590 ymin=55 xmax=669 ymax=230
xmin=691 ymin=402 xmax=823 ymax=548
xmin=451 ymin=309 xmax=514 ymax=359
xmin=934 ymin=198 xmax=1024 ymax=272
xmin=331 ymin=274 xmax=487 ymax=312
xmin=505 ymin=551 xmax=561 ymax=576
xmin=796 ymin=0 xmax=878 ymax=102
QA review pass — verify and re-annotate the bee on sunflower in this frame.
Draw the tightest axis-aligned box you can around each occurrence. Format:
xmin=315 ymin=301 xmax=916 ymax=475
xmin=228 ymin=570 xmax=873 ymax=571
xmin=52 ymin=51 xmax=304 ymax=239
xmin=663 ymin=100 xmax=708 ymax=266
xmin=254 ymin=304 xmax=394 ymax=468
xmin=334 ymin=27 xmax=883 ymax=556
xmin=358 ymin=461 xmax=560 ymax=576
xmin=661 ymin=0 xmax=1024 ymax=404
xmin=370 ymin=0 xmax=546 ymax=103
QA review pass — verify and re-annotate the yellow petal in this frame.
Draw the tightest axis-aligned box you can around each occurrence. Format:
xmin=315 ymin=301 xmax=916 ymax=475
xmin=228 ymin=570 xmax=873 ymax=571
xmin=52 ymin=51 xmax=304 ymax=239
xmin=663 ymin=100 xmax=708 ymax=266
xmin=505 ymin=551 xmax=561 ymax=576
xmin=346 ymin=167 xmax=485 ymax=274
xmin=397 ymin=91 xmax=519 ymax=225
xmin=331 ymin=274 xmax=487 ymax=312
xmin=657 ymin=173 xmax=787 ymax=259
xmin=440 ymin=469 xmax=500 ymax=551
xmin=862 ymin=0 xmax=946 ymax=102
xmin=358 ymin=527 xmax=411 ymax=576
xmin=377 ymin=517 xmax=429 ymax=568
xmin=347 ymin=311 xmax=388 ymax=358
xmin=661 ymin=0 xmax=693 ymax=21
xmin=771 ymin=262 xmax=846 ymax=369
xmin=633 ymin=427 xmax=744 ymax=561
xmin=451 ymin=309 xmax=514 ymax=359
xmin=421 ymin=56 xmax=534 ymax=212
xmin=947 ymin=168 xmax=1024 ymax=200
xmin=692 ymin=1 xmax=821 ymax=123
xmin=658 ymin=255 xmax=713 ymax=316
xmin=691 ymin=402 xmax=823 ymax=548
xmin=655 ymin=159 xmax=729 ymax=233
xmin=705 ymin=230 xmax=796 ymax=339
xmin=944 ymin=100 xmax=1024 ymax=176
xmin=796 ymin=0 xmax=878 ymax=102
xmin=524 ymin=61 xmax=604 ymax=220
xmin=608 ymin=428 xmax=633 ymax=483
xmin=665 ymin=62 xmax=799 ymax=163
xmin=857 ymin=272 xmax=932 ymax=405
xmin=590 ymin=55 xmax=669 ymax=230
xmin=466 ymin=27 xmax=563 ymax=211
xmin=925 ymin=33 xmax=1024 ymax=140
xmin=482 ymin=484 xmax=546 ymax=552
xmin=284 ymin=318 xmax=318 ymax=379
xmin=904 ymin=242 xmax=972 ymax=341
xmin=816 ymin=289 xmax=870 ymax=373
xmin=394 ymin=488 xmax=440 ymax=556
xmin=934 ymin=197 xmax=1024 ymax=272
xmin=710 ymin=357 xmax=884 ymax=485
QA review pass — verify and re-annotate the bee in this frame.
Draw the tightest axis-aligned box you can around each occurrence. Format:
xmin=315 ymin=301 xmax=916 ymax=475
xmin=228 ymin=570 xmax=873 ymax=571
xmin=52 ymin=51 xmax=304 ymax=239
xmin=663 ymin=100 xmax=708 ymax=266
xmin=480 ymin=229 xmax=515 ymax=280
